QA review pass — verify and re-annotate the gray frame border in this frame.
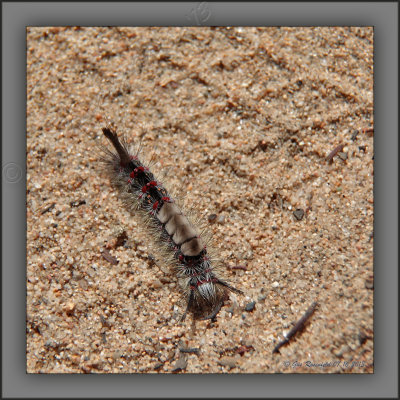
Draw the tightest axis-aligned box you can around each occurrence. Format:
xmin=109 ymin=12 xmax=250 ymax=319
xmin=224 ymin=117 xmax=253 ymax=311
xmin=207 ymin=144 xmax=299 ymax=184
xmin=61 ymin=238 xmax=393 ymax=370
xmin=2 ymin=1 xmax=398 ymax=398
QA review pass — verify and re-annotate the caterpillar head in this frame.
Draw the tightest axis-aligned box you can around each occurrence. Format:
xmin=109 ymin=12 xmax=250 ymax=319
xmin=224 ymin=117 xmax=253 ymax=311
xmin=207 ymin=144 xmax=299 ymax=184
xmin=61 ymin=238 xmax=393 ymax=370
xmin=182 ymin=275 xmax=243 ymax=321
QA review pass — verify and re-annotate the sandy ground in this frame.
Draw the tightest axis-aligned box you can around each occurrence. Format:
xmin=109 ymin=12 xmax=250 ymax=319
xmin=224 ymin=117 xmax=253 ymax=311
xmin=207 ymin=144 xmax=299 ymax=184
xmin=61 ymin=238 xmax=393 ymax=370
xmin=26 ymin=27 xmax=373 ymax=373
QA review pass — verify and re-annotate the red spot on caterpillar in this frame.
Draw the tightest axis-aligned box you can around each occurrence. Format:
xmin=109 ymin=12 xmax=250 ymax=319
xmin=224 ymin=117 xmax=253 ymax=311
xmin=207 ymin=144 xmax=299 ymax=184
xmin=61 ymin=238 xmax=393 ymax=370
xmin=153 ymin=201 xmax=159 ymax=210
xmin=190 ymin=269 xmax=211 ymax=277
xmin=162 ymin=196 xmax=171 ymax=203
xmin=141 ymin=180 xmax=158 ymax=193
xmin=130 ymin=166 xmax=146 ymax=179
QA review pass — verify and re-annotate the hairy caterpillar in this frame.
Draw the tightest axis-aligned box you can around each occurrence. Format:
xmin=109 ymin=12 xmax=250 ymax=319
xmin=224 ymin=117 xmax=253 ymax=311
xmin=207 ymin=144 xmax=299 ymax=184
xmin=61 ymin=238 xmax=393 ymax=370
xmin=101 ymin=126 xmax=243 ymax=321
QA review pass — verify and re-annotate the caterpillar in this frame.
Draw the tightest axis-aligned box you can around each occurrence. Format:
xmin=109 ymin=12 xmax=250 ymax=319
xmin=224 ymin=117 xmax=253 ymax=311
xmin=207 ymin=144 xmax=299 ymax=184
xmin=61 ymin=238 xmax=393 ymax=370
xmin=101 ymin=125 xmax=243 ymax=321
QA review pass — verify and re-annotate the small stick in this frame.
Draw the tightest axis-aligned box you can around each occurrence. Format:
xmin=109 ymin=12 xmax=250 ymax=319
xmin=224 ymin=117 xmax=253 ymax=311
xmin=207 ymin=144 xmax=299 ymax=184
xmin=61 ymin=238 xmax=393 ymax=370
xmin=272 ymin=302 xmax=318 ymax=354
xmin=70 ymin=199 xmax=86 ymax=208
xmin=229 ymin=265 xmax=247 ymax=271
xmin=40 ymin=203 xmax=55 ymax=215
xmin=362 ymin=127 xmax=374 ymax=135
xmin=101 ymin=249 xmax=119 ymax=265
xmin=326 ymin=144 xmax=344 ymax=164
xmin=179 ymin=347 xmax=200 ymax=354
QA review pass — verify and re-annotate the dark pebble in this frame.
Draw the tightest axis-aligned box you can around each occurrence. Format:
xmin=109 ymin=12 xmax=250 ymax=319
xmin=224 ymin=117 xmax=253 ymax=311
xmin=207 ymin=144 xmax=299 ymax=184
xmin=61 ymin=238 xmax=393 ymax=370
xmin=147 ymin=254 xmax=156 ymax=267
xmin=207 ymin=213 xmax=217 ymax=223
xmin=358 ymin=332 xmax=368 ymax=346
xmin=245 ymin=301 xmax=256 ymax=312
xmin=293 ymin=209 xmax=305 ymax=221
xmin=154 ymin=362 xmax=164 ymax=370
xmin=359 ymin=145 xmax=366 ymax=152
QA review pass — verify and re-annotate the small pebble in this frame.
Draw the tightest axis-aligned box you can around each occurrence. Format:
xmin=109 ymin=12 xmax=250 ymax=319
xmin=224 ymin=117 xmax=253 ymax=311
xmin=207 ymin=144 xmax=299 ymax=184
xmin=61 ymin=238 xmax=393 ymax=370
xmin=64 ymin=302 xmax=76 ymax=315
xmin=218 ymin=356 xmax=237 ymax=370
xmin=293 ymin=208 xmax=304 ymax=221
xmin=365 ymin=279 xmax=373 ymax=289
xmin=45 ymin=339 xmax=58 ymax=349
xmin=333 ymin=344 xmax=350 ymax=358
xmin=154 ymin=362 xmax=164 ymax=370
xmin=358 ymin=332 xmax=367 ymax=345
xmin=245 ymin=301 xmax=256 ymax=312
xmin=207 ymin=213 xmax=217 ymax=223
xmin=151 ymin=279 xmax=163 ymax=289
xmin=225 ymin=306 xmax=234 ymax=315
xmin=70 ymin=355 xmax=80 ymax=365
xmin=217 ymin=215 xmax=225 ymax=224
xmin=172 ymin=355 xmax=188 ymax=372
xmin=101 ymin=249 xmax=118 ymax=265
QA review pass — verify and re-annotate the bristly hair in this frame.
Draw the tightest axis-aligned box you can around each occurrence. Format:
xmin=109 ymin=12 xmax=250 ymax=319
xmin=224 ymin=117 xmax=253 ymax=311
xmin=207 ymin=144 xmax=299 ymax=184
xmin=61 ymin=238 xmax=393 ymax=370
xmin=100 ymin=124 xmax=243 ymax=321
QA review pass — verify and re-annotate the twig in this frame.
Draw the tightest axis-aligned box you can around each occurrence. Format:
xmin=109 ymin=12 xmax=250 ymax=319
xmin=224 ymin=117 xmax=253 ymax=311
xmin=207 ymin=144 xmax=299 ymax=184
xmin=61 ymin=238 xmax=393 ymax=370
xmin=40 ymin=203 xmax=56 ymax=215
xmin=272 ymin=302 xmax=318 ymax=354
xmin=229 ymin=265 xmax=248 ymax=271
xmin=179 ymin=347 xmax=200 ymax=354
xmin=326 ymin=144 xmax=345 ymax=164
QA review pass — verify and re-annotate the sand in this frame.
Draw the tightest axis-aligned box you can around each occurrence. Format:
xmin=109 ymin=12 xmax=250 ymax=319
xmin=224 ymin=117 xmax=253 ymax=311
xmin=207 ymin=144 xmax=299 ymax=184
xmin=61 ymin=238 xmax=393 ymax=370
xmin=26 ymin=26 xmax=373 ymax=373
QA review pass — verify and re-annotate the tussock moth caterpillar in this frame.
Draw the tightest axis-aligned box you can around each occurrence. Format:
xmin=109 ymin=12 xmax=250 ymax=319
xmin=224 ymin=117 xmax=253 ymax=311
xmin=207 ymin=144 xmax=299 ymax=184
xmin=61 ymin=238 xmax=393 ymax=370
xmin=101 ymin=125 xmax=243 ymax=321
